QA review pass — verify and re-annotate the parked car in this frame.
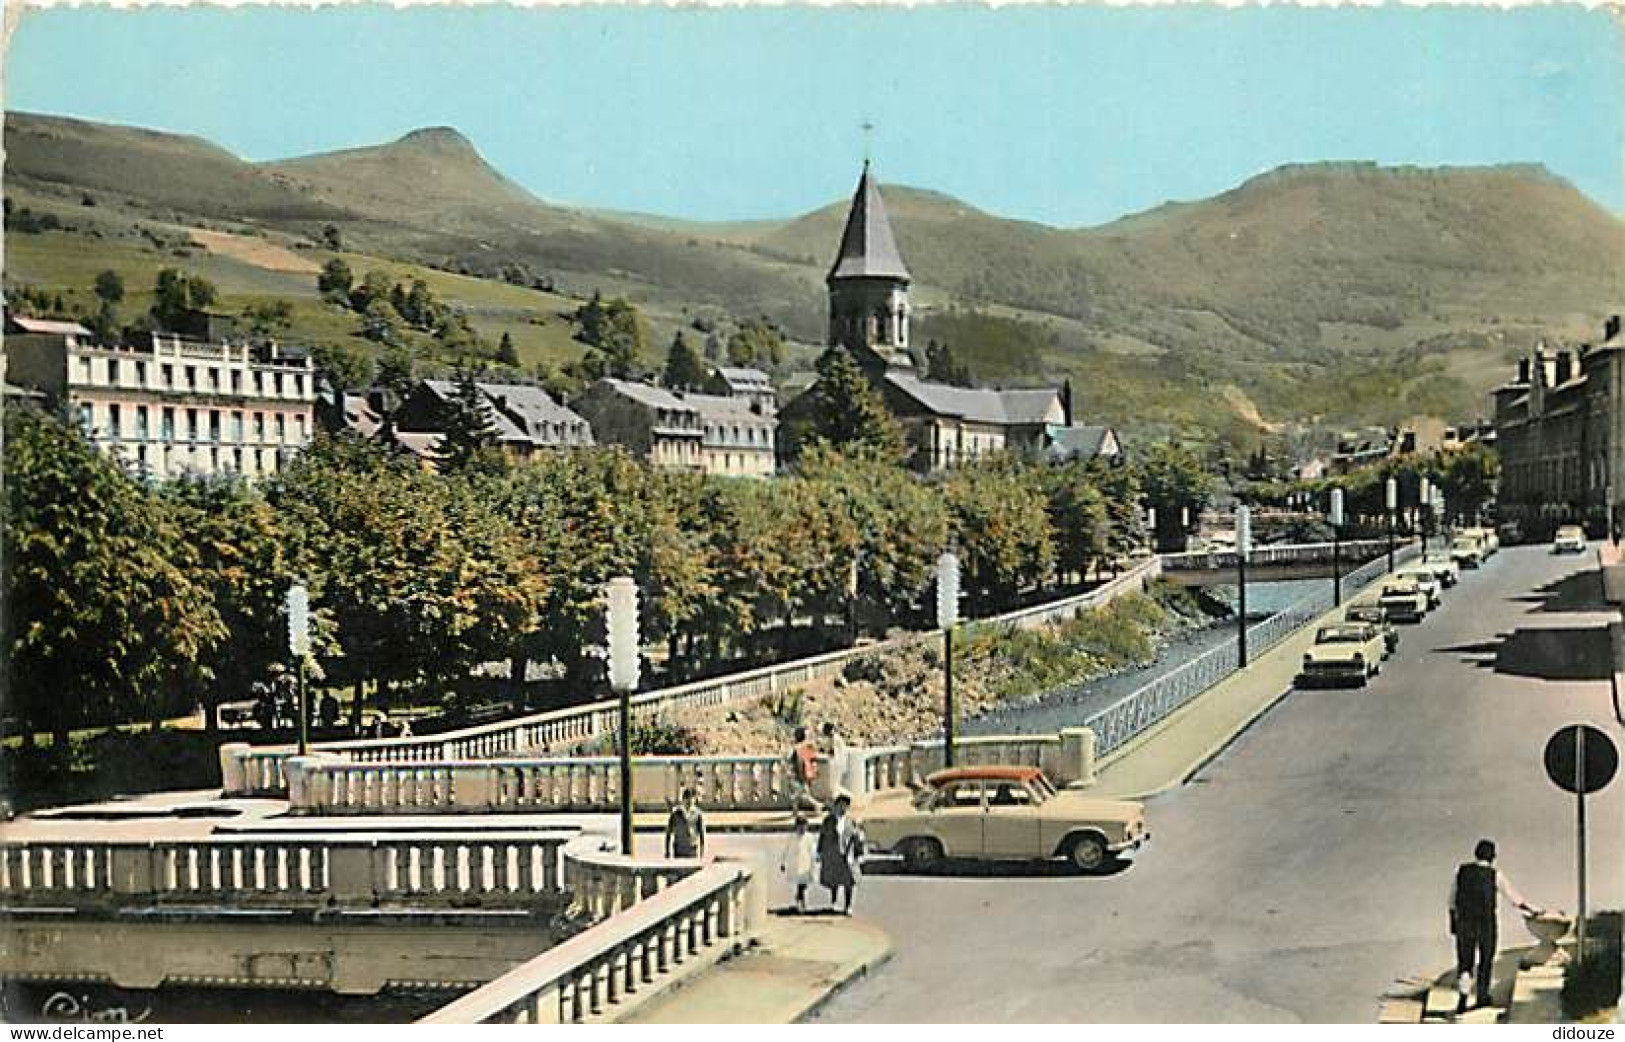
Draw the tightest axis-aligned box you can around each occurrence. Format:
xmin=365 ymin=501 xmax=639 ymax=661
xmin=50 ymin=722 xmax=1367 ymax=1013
xmin=1379 ymin=577 xmax=1429 ymax=623
xmin=1497 ymin=520 xmax=1524 ymax=546
xmin=1462 ymin=525 xmax=1500 ymax=557
xmin=1418 ymin=554 xmax=1461 ymax=588
xmin=858 ymin=766 xmax=1148 ymax=874
xmin=1396 ymin=567 xmax=1444 ymax=609
xmin=1299 ymin=622 xmax=1387 ymax=686
xmin=1450 ymin=530 xmax=1491 ymax=568
xmin=1553 ymin=525 xmax=1587 ymax=554
xmin=1343 ymin=601 xmax=1399 ymax=655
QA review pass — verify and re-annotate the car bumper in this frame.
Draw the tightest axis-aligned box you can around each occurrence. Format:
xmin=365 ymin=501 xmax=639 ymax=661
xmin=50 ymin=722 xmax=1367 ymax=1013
xmin=1299 ymin=665 xmax=1368 ymax=684
xmin=1109 ymin=832 xmax=1149 ymax=854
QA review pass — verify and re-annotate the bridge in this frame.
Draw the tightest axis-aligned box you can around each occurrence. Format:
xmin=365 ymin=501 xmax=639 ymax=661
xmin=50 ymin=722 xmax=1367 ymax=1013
xmin=1157 ymin=538 xmax=1400 ymax=586
xmin=4 ymin=546 xmax=1422 ymax=1023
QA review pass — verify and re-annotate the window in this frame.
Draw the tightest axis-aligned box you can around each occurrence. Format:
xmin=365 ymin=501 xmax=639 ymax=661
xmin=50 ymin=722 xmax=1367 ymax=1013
xmin=231 ymin=371 xmax=242 ymax=394
xmin=230 ymin=412 xmax=244 ymax=443
xmin=186 ymin=409 xmax=199 ymax=442
xmin=254 ymin=413 xmax=265 ymax=441
xmin=106 ymin=358 xmax=120 ymax=385
xmin=185 ymin=366 xmax=197 ymax=390
xmin=254 ymin=372 xmax=264 ymax=395
xmin=134 ymin=361 xmax=146 ymax=387
xmin=293 ymin=374 xmax=304 ymax=397
xmin=77 ymin=402 xmax=94 ymax=432
xmin=161 ymin=408 xmax=175 ymax=443
xmin=162 ymin=364 xmax=174 ymax=389
xmin=232 ymin=448 xmax=243 ymax=472
xmin=76 ymin=358 xmax=92 ymax=384
xmin=986 ymin=782 xmax=1036 ymax=808
xmin=274 ymin=373 xmax=284 ymax=396
xmin=106 ymin=403 xmax=121 ymax=440
xmin=294 ymin=414 xmax=307 ymax=440
xmin=209 ymin=411 xmax=221 ymax=443
xmin=135 ymin=406 xmax=149 ymax=440
xmin=275 ymin=414 xmax=286 ymax=442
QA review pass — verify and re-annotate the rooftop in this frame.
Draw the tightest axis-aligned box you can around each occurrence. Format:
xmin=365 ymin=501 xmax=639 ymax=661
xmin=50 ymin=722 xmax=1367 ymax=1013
xmin=926 ymin=765 xmax=1045 ymax=786
xmin=827 ymin=162 xmax=911 ymax=284
xmin=885 ymin=373 xmax=1060 ymax=425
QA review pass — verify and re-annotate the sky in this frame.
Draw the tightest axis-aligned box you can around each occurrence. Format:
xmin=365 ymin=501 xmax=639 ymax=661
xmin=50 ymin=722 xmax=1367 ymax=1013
xmin=5 ymin=4 xmax=1621 ymax=227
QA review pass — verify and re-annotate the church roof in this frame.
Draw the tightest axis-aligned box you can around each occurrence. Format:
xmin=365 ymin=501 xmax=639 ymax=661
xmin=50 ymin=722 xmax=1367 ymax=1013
xmin=885 ymin=373 xmax=1061 ymax=426
xmin=827 ymin=162 xmax=911 ymax=284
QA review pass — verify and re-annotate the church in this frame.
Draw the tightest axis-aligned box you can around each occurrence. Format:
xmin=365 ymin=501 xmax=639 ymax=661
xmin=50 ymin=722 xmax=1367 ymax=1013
xmin=784 ymin=163 xmax=1107 ymax=472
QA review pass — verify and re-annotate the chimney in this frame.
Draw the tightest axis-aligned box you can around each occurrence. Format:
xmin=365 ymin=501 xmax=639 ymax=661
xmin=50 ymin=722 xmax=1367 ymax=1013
xmin=1607 ymin=314 xmax=1622 ymax=343
xmin=1556 ymin=351 xmax=1574 ymax=385
xmin=1060 ymin=378 xmax=1074 ymax=427
xmin=1517 ymin=358 xmax=1530 ymax=384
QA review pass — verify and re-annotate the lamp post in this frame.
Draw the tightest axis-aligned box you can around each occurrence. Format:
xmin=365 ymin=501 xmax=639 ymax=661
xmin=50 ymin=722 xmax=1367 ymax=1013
xmin=1385 ymin=477 xmax=1398 ymax=573
xmin=1146 ymin=506 xmax=1158 ymax=554
xmin=936 ymin=552 xmax=961 ymax=767
xmin=1235 ymin=505 xmax=1251 ymax=667
xmin=1419 ymin=476 xmax=1433 ymax=556
xmin=605 ymin=577 xmax=640 ymax=856
xmin=1329 ymin=488 xmax=1345 ymax=607
xmin=286 ymin=582 xmax=311 ymax=756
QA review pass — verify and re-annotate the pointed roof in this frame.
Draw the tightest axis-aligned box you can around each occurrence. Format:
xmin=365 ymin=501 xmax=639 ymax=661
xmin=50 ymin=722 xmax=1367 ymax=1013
xmin=827 ymin=162 xmax=911 ymax=284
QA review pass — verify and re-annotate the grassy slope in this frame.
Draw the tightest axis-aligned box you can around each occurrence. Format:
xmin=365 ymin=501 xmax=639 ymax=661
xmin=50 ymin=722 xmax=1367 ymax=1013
xmin=9 ymin=112 xmax=1625 ymax=437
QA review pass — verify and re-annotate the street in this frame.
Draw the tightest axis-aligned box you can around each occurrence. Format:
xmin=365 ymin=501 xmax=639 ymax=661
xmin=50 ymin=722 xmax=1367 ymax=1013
xmin=790 ymin=543 xmax=1625 ymax=1022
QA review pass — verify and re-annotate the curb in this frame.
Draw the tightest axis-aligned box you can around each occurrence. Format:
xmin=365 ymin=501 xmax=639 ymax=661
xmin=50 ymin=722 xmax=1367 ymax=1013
xmin=792 ymin=924 xmax=897 ymax=1024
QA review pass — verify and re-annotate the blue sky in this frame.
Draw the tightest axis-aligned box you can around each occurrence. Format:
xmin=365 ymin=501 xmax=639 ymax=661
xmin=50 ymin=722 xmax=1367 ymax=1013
xmin=6 ymin=5 xmax=1621 ymax=226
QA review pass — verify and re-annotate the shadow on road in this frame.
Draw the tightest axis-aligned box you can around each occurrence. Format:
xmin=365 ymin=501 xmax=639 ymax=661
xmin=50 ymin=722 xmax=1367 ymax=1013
xmin=1434 ymin=626 xmax=1614 ymax=682
xmin=1506 ymin=569 xmax=1605 ymax=615
xmin=859 ymin=857 xmax=1133 ymax=880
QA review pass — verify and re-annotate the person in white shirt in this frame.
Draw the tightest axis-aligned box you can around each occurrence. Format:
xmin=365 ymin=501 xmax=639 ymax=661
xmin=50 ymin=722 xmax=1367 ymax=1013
xmin=1448 ymin=839 xmax=1541 ymax=1011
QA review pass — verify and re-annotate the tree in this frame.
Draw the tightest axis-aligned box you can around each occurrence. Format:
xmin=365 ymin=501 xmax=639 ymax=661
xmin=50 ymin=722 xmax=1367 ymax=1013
xmin=310 ymin=341 xmax=375 ymax=393
xmin=662 ymin=331 xmax=708 ymax=391
xmin=92 ymin=270 xmax=125 ymax=306
xmin=943 ymin=460 xmax=1056 ymax=613
xmin=243 ymin=299 xmax=294 ymax=334
xmin=405 ymin=280 xmax=438 ymax=330
xmin=151 ymin=269 xmax=219 ymax=328
xmin=574 ymin=293 xmax=643 ymax=378
xmin=781 ymin=348 xmax=905 ymax=463
xmin=3 ymin=408 xmax=223 ymax=745
xmin=1043 ymin=461 xmax=1110 ymax=584
xmin=924 ymin=339 xmax=972 ymax=386
xmin=375 ymin=343 xmax=415 ymax=400
xmin=435 ymin=366 xmax=500 ymax=472
xmin=726 ymin=318 xmax=787 ymax=367
xmin=317 ymin=258 xmax=354 ymax=301
xmin=360 ymin=297 xmax=402 ymax=345
xmin=1137 ymin=441 xmax=1214 ymax=550
xmin=348 ymin=270 xmax=394 ymax=314
xmin=322 ymin=224 xmax=344 ymax=251
xmin=497 ymin=331 xmax=521 ymax=367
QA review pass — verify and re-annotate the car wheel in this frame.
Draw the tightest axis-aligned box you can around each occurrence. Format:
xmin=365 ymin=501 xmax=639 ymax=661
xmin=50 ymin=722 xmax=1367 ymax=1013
xmin=1065 ymin=833 xmax=1109 ymax=873
xmin=901 ymin=837 xmax=944 ymax=872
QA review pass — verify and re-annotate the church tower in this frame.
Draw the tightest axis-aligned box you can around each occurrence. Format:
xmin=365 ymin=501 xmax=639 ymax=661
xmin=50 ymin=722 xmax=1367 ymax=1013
xmin=827 ymin=162 xmax=914 ymax=373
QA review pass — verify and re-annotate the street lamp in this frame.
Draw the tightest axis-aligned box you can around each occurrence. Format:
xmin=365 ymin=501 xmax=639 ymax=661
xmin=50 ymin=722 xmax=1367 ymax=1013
xmin=1329 ymin=488 xmax=1345 ymax=607
xmin=936 ymin=551 xmax=961 ymax=768
xmin=1385 ymin=477 xmax=1398 ymax=573
xmin=1146 ymin=506 xmax=1158 ymax=554
xmin=286 ymin=582 xmax=311 ymax=755
xmin=1235 ymin=505 xmax=1251 ymax=667
xmin=605 ymin=577 xmax=640 ymax=856
xmin=1419 ymin=476 xmax=1433 ymax=556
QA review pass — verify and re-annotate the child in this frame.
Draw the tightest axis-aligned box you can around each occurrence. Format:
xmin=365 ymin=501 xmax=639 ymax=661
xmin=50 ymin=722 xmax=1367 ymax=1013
xmin=779 ymin=813 xmax=818 ymax=913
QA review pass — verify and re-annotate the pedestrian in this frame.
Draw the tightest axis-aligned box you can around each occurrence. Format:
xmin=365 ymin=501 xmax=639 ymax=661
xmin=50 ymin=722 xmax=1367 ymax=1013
xmin=788 ymin=725 xmax=820 ymax=812
xmin=779 ymin=813 xmax=818 ymax=914
xmin=817 ymin=792 xmax=863 ymax=914
xmin=1449 ymin=839 xmax=1541 ymax=1012
xmin=822 ymin=721 xmax=848 ymax=793
xmin=665 ymin=787 xmax=707 ymax=859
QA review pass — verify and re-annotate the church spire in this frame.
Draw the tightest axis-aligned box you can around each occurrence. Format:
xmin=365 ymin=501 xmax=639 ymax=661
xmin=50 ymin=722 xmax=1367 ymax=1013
xmin=827 ymin=162 xmax=911 ymax=284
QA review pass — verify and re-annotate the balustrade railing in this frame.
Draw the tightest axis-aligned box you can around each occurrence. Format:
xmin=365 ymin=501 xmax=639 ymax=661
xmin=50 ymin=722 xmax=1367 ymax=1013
xmin=1160 ymin=538 xmax=1394 ymax=571
xmin=221 ymin=558 xmax=1163 ymax=795
xmin=419 ymin=864 xmax=759 ymax=1025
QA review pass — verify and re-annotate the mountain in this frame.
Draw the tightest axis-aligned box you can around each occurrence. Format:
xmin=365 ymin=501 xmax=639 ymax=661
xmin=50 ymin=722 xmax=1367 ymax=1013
xmin=7 ymin=111 xmax=1625 ymax=438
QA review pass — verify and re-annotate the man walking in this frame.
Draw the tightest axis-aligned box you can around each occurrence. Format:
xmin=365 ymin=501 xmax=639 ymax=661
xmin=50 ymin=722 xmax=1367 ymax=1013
xmin=1449 ymin=839 xmax=1540 ymax=1012
xmin=665 ymin=787 xmax=706 ymax=860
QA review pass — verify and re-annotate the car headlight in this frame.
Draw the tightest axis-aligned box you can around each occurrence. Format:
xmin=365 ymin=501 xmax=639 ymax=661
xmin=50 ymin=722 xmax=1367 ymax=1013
xmin=1352 ymin=653 xmax=1364 ymax=663
xmin=1303 ymin=653 xmax=1313 ymax=665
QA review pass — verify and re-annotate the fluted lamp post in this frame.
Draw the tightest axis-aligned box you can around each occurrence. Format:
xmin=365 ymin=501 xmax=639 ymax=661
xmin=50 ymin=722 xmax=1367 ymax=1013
xmin=1235 ymin=505 xmax=1251 ymax=667
xmin=605 ymin=577 xmax=640 ymax=856
xmin=1385 ymin=477 xmax=1398 ymax=573
xmin=1419 ymin=476 xmax=1433 ymax=556
xmin=1329 ymin=487 xmax=1345 ymax=607
xmin=286 ymin=582 xmax=311 ymax=756
xmin=936 ymin=551 xmax=961 ymax=768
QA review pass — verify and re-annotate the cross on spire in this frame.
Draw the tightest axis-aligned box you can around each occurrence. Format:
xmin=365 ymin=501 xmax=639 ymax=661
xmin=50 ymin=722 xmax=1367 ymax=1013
xmin=861 ymin=120 xmax=875 ymax=165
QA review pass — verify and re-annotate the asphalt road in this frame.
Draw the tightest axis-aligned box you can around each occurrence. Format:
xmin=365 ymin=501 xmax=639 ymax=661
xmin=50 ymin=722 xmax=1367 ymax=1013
xmin=795 ymin=542 xmax=1625 ymax=1023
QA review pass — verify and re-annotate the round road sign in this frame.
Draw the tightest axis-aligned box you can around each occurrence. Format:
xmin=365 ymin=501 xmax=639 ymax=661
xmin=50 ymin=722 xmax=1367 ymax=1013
xmin=1544 ymin=725 xmax=1619 ymax=795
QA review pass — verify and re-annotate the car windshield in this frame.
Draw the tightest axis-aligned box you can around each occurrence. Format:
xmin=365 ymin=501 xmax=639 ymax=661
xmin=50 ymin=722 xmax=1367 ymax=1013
xmin=1346 ymin=607 xmax=1379 ymax=623
xmin=1559 ymin=527 xmax=1584 ymax=539
xmin=1317 ymin=625 xmax=1367 ymax=643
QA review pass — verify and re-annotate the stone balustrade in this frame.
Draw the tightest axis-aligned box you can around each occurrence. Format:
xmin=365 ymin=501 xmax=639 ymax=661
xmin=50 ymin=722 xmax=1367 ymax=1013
xmin=0 ymin=831 xmax=577 ymax=909
xmin=1160 ymin=538 xmax=1393 ymax=571
xmin=285 ymin=753 xmax=804 ymax=815
xmin=218 ymin=557 xmax=1164 ymax=796
xmin=419 ymin=863 xmax=762 ymax=1025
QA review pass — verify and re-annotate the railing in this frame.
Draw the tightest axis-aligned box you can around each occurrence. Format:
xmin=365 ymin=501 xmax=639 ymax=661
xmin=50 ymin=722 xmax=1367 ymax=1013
xmin=0 ymin=830 xmax=577 ymax=909
xmin=419 ymin=864 xmax=760 ymax=1025
xmin=1160 ymin=538 xmax=1394 ymax=571
xmin=221 ymin=557 xmax=1163 ymax=794
xmin=287 ymin=753 xmax=802 ymax=815
xmin=1080 ymin=542 xmax=1418 ymax=761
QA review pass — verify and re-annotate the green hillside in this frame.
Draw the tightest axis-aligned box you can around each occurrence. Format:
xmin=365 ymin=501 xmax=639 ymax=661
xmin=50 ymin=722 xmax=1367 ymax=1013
xmin=7 ymin=110 xmax=1624 ymax=440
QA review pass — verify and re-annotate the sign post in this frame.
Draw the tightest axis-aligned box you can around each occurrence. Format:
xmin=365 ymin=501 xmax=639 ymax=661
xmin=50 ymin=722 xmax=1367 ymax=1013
xmin=1544 ymin=724 xmax=1619 ymax=964
xmin=286 ymin=583 xmax=310 ymax=756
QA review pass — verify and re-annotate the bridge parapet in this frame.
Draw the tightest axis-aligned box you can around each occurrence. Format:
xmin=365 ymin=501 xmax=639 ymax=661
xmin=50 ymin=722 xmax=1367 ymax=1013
xmin=0 ymin=829 xmax=579 ymax=911
xmin=1160 ymin=538 xmax=1394 ymax=571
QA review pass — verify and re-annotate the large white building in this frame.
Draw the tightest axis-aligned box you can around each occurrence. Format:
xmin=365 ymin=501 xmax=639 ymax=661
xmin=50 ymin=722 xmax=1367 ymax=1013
xmin=5 ymin=317 xmax=318 ymax=480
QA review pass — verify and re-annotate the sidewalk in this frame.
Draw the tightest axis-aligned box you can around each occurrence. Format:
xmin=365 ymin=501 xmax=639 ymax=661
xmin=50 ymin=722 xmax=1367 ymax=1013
xmin=1088 ymin=594 xmax=1362 ymax=800
xmin=619 ymin=913 xmax=893 ymax=1024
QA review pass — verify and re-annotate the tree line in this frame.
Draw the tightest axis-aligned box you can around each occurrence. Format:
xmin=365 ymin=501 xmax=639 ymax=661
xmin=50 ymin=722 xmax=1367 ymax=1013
xmin=2 ymin=405 xmax=1211 ymax=745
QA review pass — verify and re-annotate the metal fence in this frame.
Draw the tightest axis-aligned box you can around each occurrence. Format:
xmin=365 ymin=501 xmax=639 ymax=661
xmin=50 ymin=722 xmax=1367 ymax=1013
xmin=1075 ymin=542 xmax=1420 ymax=761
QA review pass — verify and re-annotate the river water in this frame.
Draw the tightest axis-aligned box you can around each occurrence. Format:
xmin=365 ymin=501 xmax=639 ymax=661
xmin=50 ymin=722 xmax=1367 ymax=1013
xmin=963 ymin=577 xmax=1335 ymax=737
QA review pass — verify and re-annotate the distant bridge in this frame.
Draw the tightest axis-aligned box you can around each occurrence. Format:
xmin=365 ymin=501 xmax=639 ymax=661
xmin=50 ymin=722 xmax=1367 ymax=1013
xmin=1158 ymin=539 xmax=1405 ymax=587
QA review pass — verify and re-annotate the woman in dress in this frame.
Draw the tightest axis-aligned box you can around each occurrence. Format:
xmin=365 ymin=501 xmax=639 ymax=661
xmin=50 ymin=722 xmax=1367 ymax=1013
xmin=817 ymin=792 xmax=862 ymax=914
